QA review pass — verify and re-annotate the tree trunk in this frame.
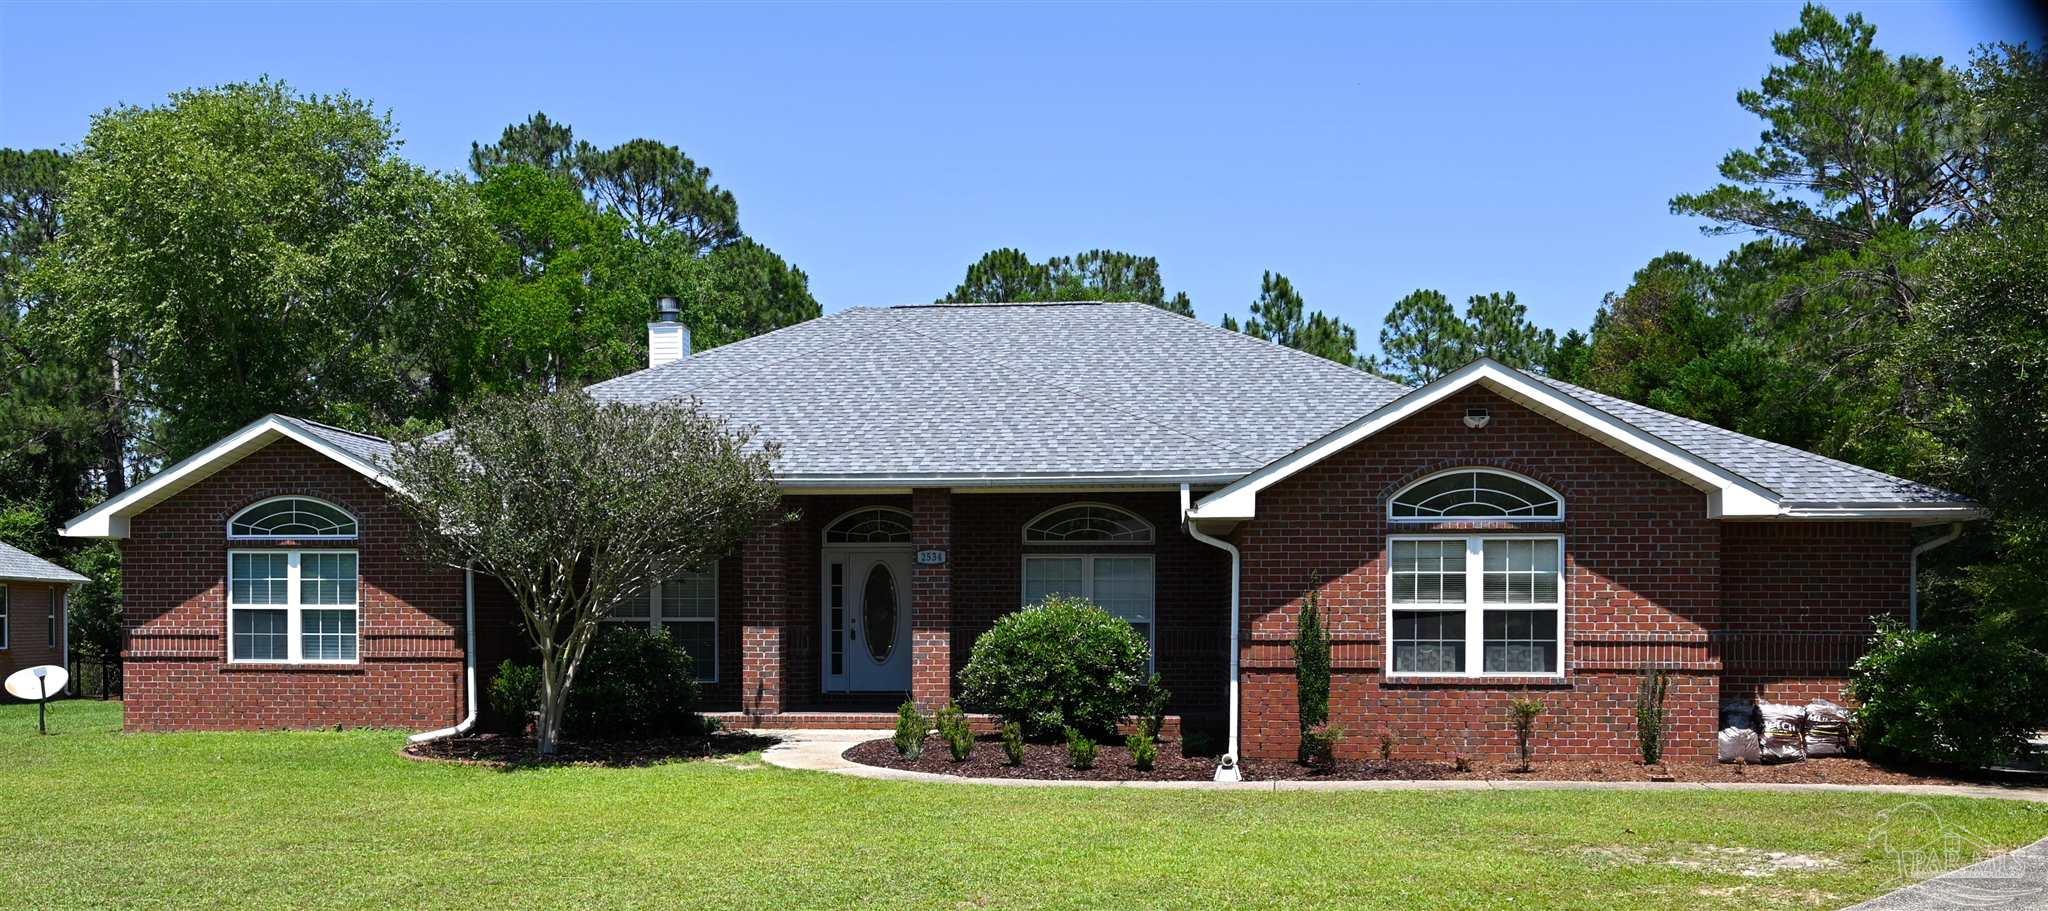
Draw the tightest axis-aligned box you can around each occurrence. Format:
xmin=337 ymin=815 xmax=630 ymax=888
xmin=102 ymin=348 xmax=127 ymax=495
xmin=535 ymin=648 xmax=568 ymax=756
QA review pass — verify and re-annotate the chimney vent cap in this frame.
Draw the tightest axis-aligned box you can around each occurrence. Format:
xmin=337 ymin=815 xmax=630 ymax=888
xmin=655 ymin=296 xmax=682 ymax=323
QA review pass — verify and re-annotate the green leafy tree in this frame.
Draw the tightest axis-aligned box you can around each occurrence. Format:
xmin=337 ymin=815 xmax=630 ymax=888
xmin=1224 ymin=271 xmax=1357 ymax=366
xmin=388 ymin=391 xmax=784 ymax=755
xmin=573 ymin=138 xmax=741 ymax=250
xmin=1376 ymin=289 xmax=1467 ymax=384
xmin=1544 ymin=328 xmax=1593 ymax=384
xmin=468 ymin=164 xmax=645 ymax=396
xmin=1914 ymin=42 xmax=2048 ymax=646
xmin=470 ymin=111 xmax=577 ymax=178
xmin=31 ymin=79 xmax=500 ymax=462
xmin=1463 ymin=292 xmax=1554 ymax=371
xmin=938 ymin=247 xmax=1195 ymax=315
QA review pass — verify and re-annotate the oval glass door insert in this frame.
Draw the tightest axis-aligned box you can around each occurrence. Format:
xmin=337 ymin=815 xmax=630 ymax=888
xmin=862 ymin=564 xmax=898 ymax=663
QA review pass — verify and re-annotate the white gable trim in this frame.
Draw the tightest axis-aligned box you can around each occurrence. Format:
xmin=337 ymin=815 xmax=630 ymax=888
xmin=61 ymin=415 xmax=401 ymax=540
xmin=1187 ymin=359 xmax=1784 ymax=522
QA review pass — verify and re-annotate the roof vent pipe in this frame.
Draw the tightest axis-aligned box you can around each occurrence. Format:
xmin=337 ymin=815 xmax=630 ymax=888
xmin=647 ymin=297 xmax=691 ymax=369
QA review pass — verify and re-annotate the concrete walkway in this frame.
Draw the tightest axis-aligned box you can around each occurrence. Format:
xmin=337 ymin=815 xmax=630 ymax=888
xmin=758 ymin=729 xmax=2048 ymax=800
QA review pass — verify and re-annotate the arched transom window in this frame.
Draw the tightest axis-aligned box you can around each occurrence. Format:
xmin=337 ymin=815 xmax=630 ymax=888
xmin=1022 ymin=504 xmax=1154 ymax=544
xmin=228 ymin=496 xmax=359 ymax=539
xmin=823 ymin=508 xmax=913 ymax=544
xmin=1389 ymin=470 xmax=1563 ymax=522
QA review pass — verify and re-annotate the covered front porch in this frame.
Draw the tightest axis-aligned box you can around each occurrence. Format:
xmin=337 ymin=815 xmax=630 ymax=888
xmin=694 ymin=489 xmax=1231 ymax=731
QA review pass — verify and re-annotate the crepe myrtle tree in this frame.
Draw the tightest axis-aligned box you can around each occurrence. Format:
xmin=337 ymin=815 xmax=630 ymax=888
xmin=390 ymin=391 xmax=784 ymax=755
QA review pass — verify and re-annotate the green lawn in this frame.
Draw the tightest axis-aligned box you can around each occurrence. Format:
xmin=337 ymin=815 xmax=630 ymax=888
xmin=2 ymin=701 xmax=2044 ymax=910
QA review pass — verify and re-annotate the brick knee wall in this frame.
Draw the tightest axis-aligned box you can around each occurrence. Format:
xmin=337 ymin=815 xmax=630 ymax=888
xmin=124 ymin=659 xmax=463 ymax=731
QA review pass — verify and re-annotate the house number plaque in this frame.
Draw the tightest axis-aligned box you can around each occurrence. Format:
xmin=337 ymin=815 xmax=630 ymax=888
xmin=916 ymin=549 xmax=947 ymax=565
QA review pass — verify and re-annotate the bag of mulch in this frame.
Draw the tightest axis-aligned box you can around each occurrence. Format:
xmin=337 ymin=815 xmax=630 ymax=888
xmin=1719 ymin=698 xmax=1760 ymax=732
xmin=1759 ymin=701 xmax=1807 ymax=762
xmin=1717 ymin=727 xmax=1762 ymax=764
xmin=1804 ymin=699 xmax=1853 ymax=757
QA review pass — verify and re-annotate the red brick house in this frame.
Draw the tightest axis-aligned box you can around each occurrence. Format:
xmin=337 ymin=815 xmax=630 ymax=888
xmin=0 ymin=542 xmax=87 ymax=689
xmin=62 ymin=302 xmax=1979 ymax=772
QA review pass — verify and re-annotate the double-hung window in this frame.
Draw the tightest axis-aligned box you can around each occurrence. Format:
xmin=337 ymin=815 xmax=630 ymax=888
xmin=1021 ymin=503 xmax=1158 ymax=661
xmin=0 ymin=585 xmax=9 ymax=649
xmin=608 ymin=567 xmax=718 ymax=682
xmin=227 ymin=550 xmax=359 ymax=663
xmin=1387 ymin=535 xmax=1563 ymax=677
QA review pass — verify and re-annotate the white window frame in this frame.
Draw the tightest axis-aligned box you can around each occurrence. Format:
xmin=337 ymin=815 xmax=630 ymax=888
xmin=1385 ymin=533 xmax=1565 ymax=679
xmin=0 ymin=584 xmax=9 ymax=650
xmin=226 ymin=548 xmax=360 ymax=665
xmin=1387 ymin=468 xmax=1565 ymax=524
xmin=606 ymin=567 xmax=719 ymax=683
xmin=1019 ymin=554 xmax=1157 ymax=665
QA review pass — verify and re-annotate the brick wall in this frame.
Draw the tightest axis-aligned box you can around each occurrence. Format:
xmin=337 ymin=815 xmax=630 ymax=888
xmin=1719 ymin=521 xmax=1910 ymax=704
xmin=1234 ymin=387 xmax=1723 ymax=762
xmin=120 ymin=439 xmax=465 ymax=731
xmin=0 ymin=581 xmax=67 ymax=684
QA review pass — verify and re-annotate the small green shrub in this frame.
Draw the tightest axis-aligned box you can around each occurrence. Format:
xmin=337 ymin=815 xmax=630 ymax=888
xmin=1508 ymin=698 xmax=1546 ymax=770
xmin=1140 ymin=673 xmax=1171 ymax=741
xmin=487 ymin=660 xmax=541 ymax=733
xmin=1000 ymin=721 xmax=1026 ymax=765
xmin=1126 ymin=732 xmax=1158 ymax=771
xmin=1065 ymin=727 xmax=1097 ymax=770
xmin=936 ymin=703 xmax=973 ymax=761
xmin=1301 ymin=724 xmax=1345 ymax=769
xmin=958 ymin=595 xmax=1153 ymax=740
xmin=564 ymin=625 xmax=699 ymax=739
xmin=894 ymin=700 xmax=929 ymax=759
xmin=1634 ymin=668 xmax=1671 ymax=764
xmin=1851 ymin=618 xmax=2048 ymax=767
xmin=1378 ymin=727 xmax=1397 ymax=761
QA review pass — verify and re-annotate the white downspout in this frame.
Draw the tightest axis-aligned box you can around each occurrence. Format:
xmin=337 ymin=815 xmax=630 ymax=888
xmin=1182 ymin=484 xmax=1243 ymax=782
xmin=1909 ymin=522 xmax=1964 ymax=630
xmin=408 ymin=564 xmax=479 ymax=744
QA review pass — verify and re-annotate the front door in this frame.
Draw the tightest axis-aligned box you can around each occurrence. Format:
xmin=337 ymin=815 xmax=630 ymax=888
xmin=822 ymin=548 xmax=913 ymax=692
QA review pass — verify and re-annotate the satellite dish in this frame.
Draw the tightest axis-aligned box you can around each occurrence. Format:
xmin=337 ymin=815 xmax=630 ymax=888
xmin=4 ymin=665 xmax=66 ymax=701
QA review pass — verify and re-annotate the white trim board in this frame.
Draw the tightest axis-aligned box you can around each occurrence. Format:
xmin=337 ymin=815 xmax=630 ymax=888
xmin=62 ymin=415 xmax=402 ymax=540
xmin=1189 ymin=359 xmax=1783 ymax=522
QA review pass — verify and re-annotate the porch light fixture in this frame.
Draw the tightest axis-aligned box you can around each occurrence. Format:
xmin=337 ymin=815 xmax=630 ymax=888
xmin=1463 ymin=407 xmax=1491 ymax=429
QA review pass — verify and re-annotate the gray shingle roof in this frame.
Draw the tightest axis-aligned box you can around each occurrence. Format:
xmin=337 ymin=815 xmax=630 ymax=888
xmin=1532 ymin=375 xmax=1972 ymax=507
xmin=587 ymin=303 xmax=1411 ymax=479
xmin=0 ymin=542 xmax=88 ymax=584
xmin=278 ymin=416 xmax=397 ymax=467
xmin=318 ymin=301 xmax=1966 ymax=510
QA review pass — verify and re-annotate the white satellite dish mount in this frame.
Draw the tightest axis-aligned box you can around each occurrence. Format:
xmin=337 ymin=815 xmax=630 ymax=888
xmin=5 ymin=665 xmax=68 ymax=735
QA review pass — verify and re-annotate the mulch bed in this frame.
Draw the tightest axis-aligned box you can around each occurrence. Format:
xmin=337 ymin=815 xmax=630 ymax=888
xmin=847 ymin=735 xmax=2014 ymax=786
xmin=845 ymin=734 xmax=1222 ymax=781
xmin=405 ymin=730 xmax=779 ymax=769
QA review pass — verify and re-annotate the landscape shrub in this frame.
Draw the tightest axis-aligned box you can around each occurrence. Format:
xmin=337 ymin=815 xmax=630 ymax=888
xmin=1065 ymin=727 xmax=1097 ymax=770
xmin=1126 ymin=732 xmax=1158 ymax=771
xmin=1508 ymin=698 xmax=1546 ymax=771
xmin=1294 ymin=587 xmax=1332 ymax=765
xmin=1140 ymin=673 xmax=1171 ymax=741
xmin=487 ymin=660 xmax=542 ymax=733
xmin=561 ymin=625 xmax=700 ymax=738
xmin=894 ymin=700 xmax=929 ymax=759
xmin=958 ymin=595 xmax=1152 ymax=740
xmin=1850 ymin=618 xmax=2048 ymax=767
xmin=1634 ymin=669 xmax=1671 ymax=764
xmin=1000 ymin=721 xmax=1026 ymax=766
xmin=1301 ymin=724 xmax=1345 ymax=769
xmin=936 ymin=703 xmax=974 ymax=761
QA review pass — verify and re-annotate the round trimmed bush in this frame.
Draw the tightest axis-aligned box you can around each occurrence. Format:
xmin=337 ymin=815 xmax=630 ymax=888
xmin=958 ymin=595 xmax=1153 ymax=740
xmin=1850 ymin=617 xmax=2048 ymax=767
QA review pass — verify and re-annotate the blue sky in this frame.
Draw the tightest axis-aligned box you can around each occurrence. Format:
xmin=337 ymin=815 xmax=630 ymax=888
xmin=0 ymin=2 xmax=2036 ymax=355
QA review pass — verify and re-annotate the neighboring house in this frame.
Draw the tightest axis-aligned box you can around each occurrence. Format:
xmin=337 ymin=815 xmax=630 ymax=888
xmin=62 ymin=302 xmax=1980 ymax=763
xmin=0 ymin=541 xmax=89 ymax=688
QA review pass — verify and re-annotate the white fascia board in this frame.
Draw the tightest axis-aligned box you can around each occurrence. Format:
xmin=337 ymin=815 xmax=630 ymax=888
xmin=777 ymin=471 xmax=1245 ymax=490
xmin=1188 ymin=359 xmax=1783 ymax=522
xmin=61 ymin=415 xmax=402 ymax=540
xmin=1770 ymin=505 xmax=1988 ymax=523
